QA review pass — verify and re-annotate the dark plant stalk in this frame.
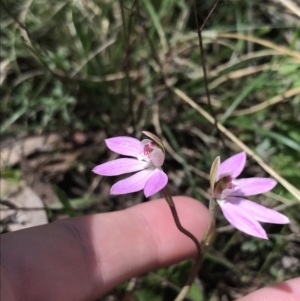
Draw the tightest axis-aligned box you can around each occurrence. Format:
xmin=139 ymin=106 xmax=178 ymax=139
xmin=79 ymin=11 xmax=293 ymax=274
xmin=135 ymin=3 xmax=221 ymax=299
xmin=173 ymin=2 xmax=223 ymax=300
xmin=174 ymin=198 xmax=218 ymax=301
xmin=161 ymin=186 xmax=204 ymax=301
xmin=161 ymin=187 xmax=201 ymax=256
xmin=192 ymin=0 xmax=226 ymax=148
xmin=119 ymin=0 xmax=136 ymax=133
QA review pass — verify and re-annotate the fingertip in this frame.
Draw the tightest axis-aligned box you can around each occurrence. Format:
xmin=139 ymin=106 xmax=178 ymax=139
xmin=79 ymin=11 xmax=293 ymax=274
xmin=83 ymin=196 xmax=209 ymax=296
xmin=237 ymin=277 xmax=300 ymax=301
xmin=127 ymin=196 xmax=210 ymax=260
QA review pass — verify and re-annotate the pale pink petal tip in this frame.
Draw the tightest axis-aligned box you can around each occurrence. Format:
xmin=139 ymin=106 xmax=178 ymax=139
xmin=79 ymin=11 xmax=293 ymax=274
xmin=225 ymin=197 xmax=290 ymax=224
xmin=233 ymin=177 xmax=277 ymax=196
xmin=105 ymin=136 xmax=142 ymax=157
xmin=218 ymin=200 xmax=268 ymax=239
xmin=218 ymin=151 xmax=246 ymax=179
xmin=144 ymin=170 xmax=168 ymax=197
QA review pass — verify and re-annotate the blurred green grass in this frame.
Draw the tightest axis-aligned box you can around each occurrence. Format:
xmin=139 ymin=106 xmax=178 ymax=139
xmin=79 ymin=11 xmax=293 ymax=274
xmin=1 ymin=0 xmax=300 ymax=300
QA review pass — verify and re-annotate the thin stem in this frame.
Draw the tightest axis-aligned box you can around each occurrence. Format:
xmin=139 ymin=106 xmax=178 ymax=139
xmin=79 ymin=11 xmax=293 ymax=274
xmin=192 ymin=0 xmax=226 ymax=148
xmin=161 ymin=187 xmax=204 ymax=301
xmin=202 ymin=198 xmax=218 ymax=251
xmin=171 ymin=3 xmax=223 ymax=300
xmin=161 ymin=187 xmax=201 ymax=256
xmin=199 ymin=0 xmax=220 ymax=31
xmin=174 ymin=252 xmax=203 ymax=301
xmin=174 ymin=198 xmax=218 ymax=301
xmin=119 ymin=0 xmax=136 ymax=133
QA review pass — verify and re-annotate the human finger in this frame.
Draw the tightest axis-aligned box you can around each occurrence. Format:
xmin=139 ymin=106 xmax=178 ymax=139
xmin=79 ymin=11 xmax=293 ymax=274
xmin=237 ymin=277 xmax=300 ymax=301
xmin=1 ymin=196 xmax=209 ymax=301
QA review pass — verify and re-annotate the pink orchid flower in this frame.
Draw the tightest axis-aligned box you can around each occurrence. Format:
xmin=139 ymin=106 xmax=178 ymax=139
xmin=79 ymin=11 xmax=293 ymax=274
xmin=92 ymin=134 xmax=168 ymax=197
xmin=212 ymin=151 xmax=290 ymax=239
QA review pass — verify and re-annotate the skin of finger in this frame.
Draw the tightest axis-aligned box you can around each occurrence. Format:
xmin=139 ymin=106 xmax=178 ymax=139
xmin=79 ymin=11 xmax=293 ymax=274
xmin=237 ymin=277 xmax=300 ymax=301
xmin=1 ymin=196 xmax=209 ymax=301
xmin=1 ymin=268 xmax=15 ymax=301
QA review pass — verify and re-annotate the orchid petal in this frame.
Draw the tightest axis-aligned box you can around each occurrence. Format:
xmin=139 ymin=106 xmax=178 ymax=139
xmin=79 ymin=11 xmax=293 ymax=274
xmin=151 ymin=148 xmax=165 ymax=167
xmin=142 ymin=131 xmax=164 ymax=150
xmin=225 ymin=197 xmax=290 ymax=224
xmin=105 ymin=137 xmax=142 ymax=157
xmin=144 ymin=169 xmax=168 ymax=197
xmin=232 ymin=178 xmax=277 ymax=196
xmin=141 ymin=139 xmax=153 ymax=146
xmin=218 ymin=199 xmax=268 ymax=239
xmin=92 ymin=158 xmax=149 ymax=176
xmin=111 ymin=169 xmax=153 ymax=195
xmin=218 ymin=151 xmax=246 ymax=179
xmin=210 ymin=156 xmax=220 ymax=192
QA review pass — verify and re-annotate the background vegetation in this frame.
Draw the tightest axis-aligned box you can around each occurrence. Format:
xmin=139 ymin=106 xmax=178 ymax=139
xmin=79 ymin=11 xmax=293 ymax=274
xmin=1 ymin=0 xmax=300 ymax=300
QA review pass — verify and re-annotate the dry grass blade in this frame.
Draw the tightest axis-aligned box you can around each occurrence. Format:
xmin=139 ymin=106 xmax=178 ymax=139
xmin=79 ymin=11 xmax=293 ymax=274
xmin=70 ymin=38 xmax=116 ymax=78
xmin=212 ymin=50 xmax=282 ymax=75
xmin=209 ymin=63 xmax=282 ymax=90
xmin=217 ymin=33 xmax=300 ymax=61
xmin=75 ymin=71 xmax=139 ymax=83
xmin=277 ymin=0 xmax=300 ymax=17
xmin=17 ymin=0 xmax=42 ymax=63
xmin=0 ymin=59 xmax=11 ymax=85
xmin=232 ymin=86 xmax=300 ymax=116
xmin=173 ymin=87 xmax=300 ymax=201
